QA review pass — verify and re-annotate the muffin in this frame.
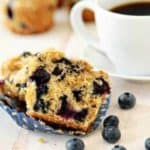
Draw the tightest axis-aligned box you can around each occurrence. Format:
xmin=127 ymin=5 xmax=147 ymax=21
xmin=0 ymin=49 xmax=110 ymax=133
xmin=0 ymin=52 xmax=36 ymax=100
xmin=3 ymin=0 xmax=57 ymax=34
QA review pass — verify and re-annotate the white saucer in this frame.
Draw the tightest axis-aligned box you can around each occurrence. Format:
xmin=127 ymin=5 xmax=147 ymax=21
xmin=66 ymin=46 xmax=150 ymax=82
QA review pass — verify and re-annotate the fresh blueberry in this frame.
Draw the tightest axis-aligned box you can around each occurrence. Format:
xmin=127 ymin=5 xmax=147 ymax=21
xmin=103 ymin=115 xmax=119 ymax=128
xmin=118 ymin=92 xmax=136 ymax=109
xmin=102 ymin=127 xmax=121 ymax=144
xmin=66 ymin=138 xmax=84 ymax=150
xmin=112 ymin=145 xmax=127 ymax=150
xmin=145 ymin=138 xmax=150 ymax=150
xmin=30 ymin=66 xmax=50 ymax=85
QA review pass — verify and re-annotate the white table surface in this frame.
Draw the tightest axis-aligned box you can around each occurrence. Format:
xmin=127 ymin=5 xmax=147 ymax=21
xmin=0 ymin=10 xmax=150 ymax=150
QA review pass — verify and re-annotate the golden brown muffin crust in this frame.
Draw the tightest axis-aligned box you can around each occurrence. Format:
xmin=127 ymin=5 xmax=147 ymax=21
xmin=3 ymin=0 xmax=57 ymax=34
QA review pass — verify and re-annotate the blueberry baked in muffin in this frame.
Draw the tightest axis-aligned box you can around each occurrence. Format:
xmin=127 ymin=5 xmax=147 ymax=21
xmin=3 ymin=0 xmax=57 ymax=34
xmin=0 ymin=50 xmax=110 ymax=133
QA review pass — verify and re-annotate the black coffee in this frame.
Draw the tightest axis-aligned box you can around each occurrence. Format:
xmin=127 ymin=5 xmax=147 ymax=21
xmin=111 ymin=2 xmax=150 ymax=16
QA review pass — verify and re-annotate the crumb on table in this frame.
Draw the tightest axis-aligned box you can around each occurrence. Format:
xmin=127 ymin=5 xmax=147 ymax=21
xmin=38 ymin=138 xmax=47 ymax=144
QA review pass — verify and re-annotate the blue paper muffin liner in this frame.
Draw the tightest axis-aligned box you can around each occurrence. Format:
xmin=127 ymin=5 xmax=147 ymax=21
xmin=0 ymin=95 xmax=110 ymax=136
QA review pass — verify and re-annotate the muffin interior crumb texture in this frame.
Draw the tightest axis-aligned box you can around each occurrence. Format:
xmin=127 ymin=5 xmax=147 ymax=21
xmin=0 ymin=49 xmax=110 ymax=133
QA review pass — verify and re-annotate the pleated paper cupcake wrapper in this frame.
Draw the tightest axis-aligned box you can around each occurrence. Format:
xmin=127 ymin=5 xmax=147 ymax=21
xmin=0 ymin=95 xmax=110 ymax=136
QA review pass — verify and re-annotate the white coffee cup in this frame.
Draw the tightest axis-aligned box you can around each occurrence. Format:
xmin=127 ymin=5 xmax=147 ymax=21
xmin=71 ymin=0 xmax=150 ymax=76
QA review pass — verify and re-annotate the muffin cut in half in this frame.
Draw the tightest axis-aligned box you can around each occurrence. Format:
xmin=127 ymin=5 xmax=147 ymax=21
xmin=0 ymin=50 xmax=111 ymax=133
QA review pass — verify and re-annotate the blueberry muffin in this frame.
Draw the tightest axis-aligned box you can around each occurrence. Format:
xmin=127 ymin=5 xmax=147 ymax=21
xmin=0 ymin=51 xmax=38 ymax=100
xmin=3 ymin=0 xmax=57 ymax=34
xmin=1 ymin=50 xmax=110 ymax=133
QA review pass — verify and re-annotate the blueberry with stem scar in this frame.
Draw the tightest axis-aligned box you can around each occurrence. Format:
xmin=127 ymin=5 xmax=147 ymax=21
xmin=66 ymin=138 xmax=85 ymax=150
xmin=118 ymin=92 xmax=136 ymax=110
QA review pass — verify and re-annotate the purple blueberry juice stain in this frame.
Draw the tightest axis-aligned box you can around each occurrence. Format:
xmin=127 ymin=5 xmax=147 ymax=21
xmin=57 ymin=95 xmax=88 ymax=121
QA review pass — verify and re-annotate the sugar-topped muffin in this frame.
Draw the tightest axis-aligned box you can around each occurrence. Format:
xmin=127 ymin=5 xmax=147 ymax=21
xmin=3 ymin=0 xmax=57 ymax=34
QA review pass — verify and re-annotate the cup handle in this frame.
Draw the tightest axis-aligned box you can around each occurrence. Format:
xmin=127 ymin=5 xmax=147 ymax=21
xmin=71 ymin=0 xmax=106 ymax=56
